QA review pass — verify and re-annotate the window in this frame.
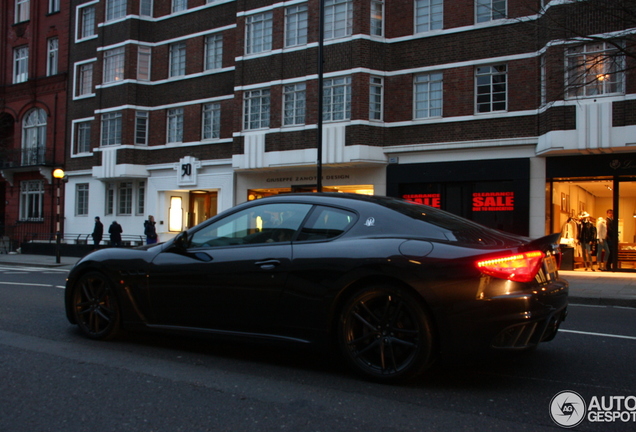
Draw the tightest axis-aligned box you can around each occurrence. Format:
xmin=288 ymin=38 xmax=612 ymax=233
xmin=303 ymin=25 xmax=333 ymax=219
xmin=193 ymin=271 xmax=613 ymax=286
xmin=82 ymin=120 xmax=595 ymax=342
xmin=297 ymin=206 xmax=356 ymax=241
xmin=324 ymin=0 xmax=352 ymax=39
xmin=283 ymin=83 xmax=306 ymax=126
xmin=15 ymin=0 xmax=30 ymax=23
xmin=135 ymin=111 xmax=149 ymax=145
xmin=78 ymin=5 xmax=96 ymax=39
xmin=169 ymin=42 xmax=186 ymax=77
xmin=285 ymin=5 xmax=308 ymax=47
xmin=77 ymin=63 xmax=94 ymax=97
xmin=20 ymin=180 xmax=44 ymax=221
xmin=137 ymin=46 xmax=151 ymax=80
xmin=106 ymin=0 xmax=127 ymax=21
xmin=369 ymin=77 xmax=383 ymax=121
xmin=49 ymin=0 xmax=60 ymax=14
xmin=22 ymin=109 xmax=47 ymax=165
xmin=415 ymin=0 xmax=443 ymax=33
xmin=323 ymin=77 xmax=351 ymax=121
xmin=476 ymin=0 xmax=506 ymax=23
xmin=140 ymin=0 xmax=152 ymax=16
xmin=105 ymin=183 xmax=114 ymax=215
xmin=137 ymin=181 xmax=145 ymax=215
xmin=103 ymin=47 xmax=125 ymax=83
xmin=243 ymin=89 xmax=270 ymax=130
xmin=190 ymin=203 xmax=312 ymax=247
xmin=47 ymin=38 xmax=58 ymax=76
xmin=475 ymin=65 xmax=507 ymax=113
xmin=370 ymin=0 xmax=384 ymax=36
xmin=167 ymin=108 xmax=184 ymax=143
xmin=76 ymin=184 xmax=89 ymax=216
xmin=118 ymin=182 xmax=133 ymax=215
xmin=13 ymin=46 xmax=29 ymax=84
xmin=101 ymin=111 xmax=122 ymax=146
xmin=566 ymin=42 xmax=625 ymax=98
xmin=205 ymin=34 xmax=223 ymax=70
xmin=75 ymin=121 xmax=92 ymax=154
xmin=202 ymin=103 xmax=221 ymax=139
xmin=172 ymin=0 xmax=186 ymax=13
xmin=540 ymin=54 xmax=547 ymax=106
xmin=414 ymin=72 xmax=443 ymax=118
xmin=245 ymin=12 xmax=273 ymax=55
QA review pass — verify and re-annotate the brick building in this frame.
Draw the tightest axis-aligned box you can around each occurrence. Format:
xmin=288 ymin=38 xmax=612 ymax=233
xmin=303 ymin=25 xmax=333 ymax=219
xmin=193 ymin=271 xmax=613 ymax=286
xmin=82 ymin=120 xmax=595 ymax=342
xmin=0 ymin=0 xmax=70 ymax=249
xmin=46 ymin=1 xmax=636 ymax=267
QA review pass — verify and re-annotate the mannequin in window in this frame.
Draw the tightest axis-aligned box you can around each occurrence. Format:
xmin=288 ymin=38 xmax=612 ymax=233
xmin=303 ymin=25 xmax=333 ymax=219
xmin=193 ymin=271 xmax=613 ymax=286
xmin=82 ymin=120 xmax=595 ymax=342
xmin=578 ymin=212 xmax=596 ymax=271
xmin=596 ymin=216 xmax=608 ymax=271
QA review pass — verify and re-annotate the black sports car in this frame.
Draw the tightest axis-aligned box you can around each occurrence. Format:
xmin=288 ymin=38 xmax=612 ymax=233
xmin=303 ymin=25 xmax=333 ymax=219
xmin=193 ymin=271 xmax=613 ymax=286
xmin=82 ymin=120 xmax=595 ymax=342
xmin=65 ymin=193 xmax=568 ymax=382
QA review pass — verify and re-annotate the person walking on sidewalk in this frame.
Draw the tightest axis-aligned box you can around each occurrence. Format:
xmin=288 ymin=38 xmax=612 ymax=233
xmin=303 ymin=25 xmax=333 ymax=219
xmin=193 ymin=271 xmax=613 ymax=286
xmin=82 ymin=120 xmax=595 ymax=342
xmin=91 ymin=216 xmax=103 ymax=250
xmin=109 ymin=221 xmax=123 ymax=247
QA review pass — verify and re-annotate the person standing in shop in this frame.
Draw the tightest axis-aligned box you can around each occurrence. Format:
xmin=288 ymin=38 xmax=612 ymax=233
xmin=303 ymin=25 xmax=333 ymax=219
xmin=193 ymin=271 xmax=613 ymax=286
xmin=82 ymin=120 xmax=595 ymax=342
xmin=578 ymin=212 xmax=596 ymax=271
xmin=605 ymin=209 xmax=615 ymax=271
xmin=596 ymin=216 xmax=608 ymax=271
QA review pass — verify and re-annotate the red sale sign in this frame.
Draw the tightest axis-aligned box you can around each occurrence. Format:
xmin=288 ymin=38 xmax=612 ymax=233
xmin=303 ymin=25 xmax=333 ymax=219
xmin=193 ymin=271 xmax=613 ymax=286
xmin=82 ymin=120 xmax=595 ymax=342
xmin=472 ymin=192 xmax=514 ymax=211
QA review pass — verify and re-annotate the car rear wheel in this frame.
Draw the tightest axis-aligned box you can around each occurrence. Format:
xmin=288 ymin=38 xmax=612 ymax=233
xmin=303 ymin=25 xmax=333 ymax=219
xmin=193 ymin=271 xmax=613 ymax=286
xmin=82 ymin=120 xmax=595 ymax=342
xmin=338 ymin=285 xmax=435 ymax=383
xmin=71 ymin=271 xmax=121 ymax=340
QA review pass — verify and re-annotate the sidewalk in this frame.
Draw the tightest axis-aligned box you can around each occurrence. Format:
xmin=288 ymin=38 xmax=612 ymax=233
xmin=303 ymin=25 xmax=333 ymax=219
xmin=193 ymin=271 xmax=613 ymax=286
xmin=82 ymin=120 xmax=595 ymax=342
xmin=0 ymin=253 xmax=634 ymax=308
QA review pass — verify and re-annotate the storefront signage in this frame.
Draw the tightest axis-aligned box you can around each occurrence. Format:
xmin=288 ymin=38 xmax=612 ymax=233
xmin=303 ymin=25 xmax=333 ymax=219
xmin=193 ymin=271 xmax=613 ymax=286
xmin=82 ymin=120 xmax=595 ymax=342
xmin=402 ymin=194 xmax=441 ymax=208
xmin=472 ymin=192 xmax=514 ymax=211
xmin=265 ymin=174 xmax=351 ymax=183
xmin=175 ymin=156 xmax=201 ymax=187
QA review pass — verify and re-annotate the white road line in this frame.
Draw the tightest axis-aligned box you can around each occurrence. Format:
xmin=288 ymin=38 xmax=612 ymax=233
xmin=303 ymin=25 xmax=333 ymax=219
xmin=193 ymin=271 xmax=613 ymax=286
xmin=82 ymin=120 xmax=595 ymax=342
xmin=561 ymin=329 xmax=636 ymax=341
xmin=0 ymin=281 xmax=55 ymax=288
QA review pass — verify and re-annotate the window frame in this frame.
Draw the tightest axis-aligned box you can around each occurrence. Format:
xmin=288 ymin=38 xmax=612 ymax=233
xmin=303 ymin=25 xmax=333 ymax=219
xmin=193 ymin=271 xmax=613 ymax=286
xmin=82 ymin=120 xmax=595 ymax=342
xmin=137 ymin=45 xmax=152 ymax=81
xmin=101 ymin=111 xmax=123 ymax=146
xmin=285 ymin=4 xmax=308 ymax=47
xmin=77 ymin=4 xmax=96 ymax=41
xmin=73 ymin=120 xmax=93 ymax=155
xmin=565 ymin=42 xmax=625 ymax=99
xmin=76 ymin=183 xmax=90 ymax=216
xmin=475 ymin=64 xmax=507 ymax=113
xmin=414 ymin=72 xmax=443 ymax=119
xmin=49 ymin=0 xmax=60 ymax=13
xmin=15 ymin=0 xmax=30 ymax=23
xmin=369 ymin=76 xmax=383 ymax=121
xmin=19 ymin=180 xmax=44 ymax=222
xmin=47 ymin=37 xmax=59 ymax=76
xmin=245 ymin=12 xmax=273 ymax=55
xmin=475 ymin=0 xmax=506 ymax=23
xmin=103 ymin=47 xmax=125 ymax=84
xmin=204 ymin=34 xmax=223 ymax=71
xmin=13 ymin=46 xmax=29 ymax=84
xmin=324 ymin=0 xmax=352 ymax=40
xmin=135 ymin=111 xmax=149 ymax=145
xmin=415 ymin=0 xmax=443 ymax=33
xmin=106 ymin=0 xmax=127 ymax=22
xmin=243 ymin=89 xmax=271 ymax=130
xmin=322 ymin=76 xmax=351 ymax=122
xmin=169 ymin=42 xmax=186 ymax=78
xmin=283 ymin=83 xmax=306 ymax=126
xmin=167 ymin=108 xmax=184 ymax=144
xmin=202 ymin=103 xmax=221 ymax=140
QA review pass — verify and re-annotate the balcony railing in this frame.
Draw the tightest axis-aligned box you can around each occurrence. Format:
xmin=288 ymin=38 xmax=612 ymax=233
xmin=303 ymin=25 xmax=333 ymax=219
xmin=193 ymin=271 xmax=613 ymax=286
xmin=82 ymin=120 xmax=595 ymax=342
xmin=0 ymin=146 xmax=55 ymax=168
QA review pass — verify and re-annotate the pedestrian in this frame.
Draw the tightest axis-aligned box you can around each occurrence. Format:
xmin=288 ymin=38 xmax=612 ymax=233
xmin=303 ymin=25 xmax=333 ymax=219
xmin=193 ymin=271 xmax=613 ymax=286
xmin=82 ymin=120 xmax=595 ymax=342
xmin=91 ymin=216 xmax=103 ymax=250
xmin=144 ymin=215 xmax=158 ymax=244
xmin=109 ymin=220 xmax=123 ymax=247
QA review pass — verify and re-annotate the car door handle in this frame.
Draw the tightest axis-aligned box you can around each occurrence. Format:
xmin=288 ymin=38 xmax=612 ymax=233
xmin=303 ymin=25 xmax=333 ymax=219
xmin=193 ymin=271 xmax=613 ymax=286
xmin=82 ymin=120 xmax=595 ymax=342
xmin=255 ymin=259 xmax=280 ymax=270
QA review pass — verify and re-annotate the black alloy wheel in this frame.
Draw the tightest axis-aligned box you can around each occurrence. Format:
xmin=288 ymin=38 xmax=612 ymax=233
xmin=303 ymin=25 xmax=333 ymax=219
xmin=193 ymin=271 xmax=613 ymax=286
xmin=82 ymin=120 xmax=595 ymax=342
xmin=338 ymin=285 xmax=435 ymax=383
xmin=72 ymin=271 xmax=121 ymax=340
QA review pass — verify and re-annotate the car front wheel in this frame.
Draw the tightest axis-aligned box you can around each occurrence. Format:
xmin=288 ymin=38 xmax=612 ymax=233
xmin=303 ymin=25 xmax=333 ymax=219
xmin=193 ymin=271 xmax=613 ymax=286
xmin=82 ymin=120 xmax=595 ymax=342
xmin=71 ymin=271 xmax=121 ymax=340
xmin=338 ymin=285 xmax=435 ymax=383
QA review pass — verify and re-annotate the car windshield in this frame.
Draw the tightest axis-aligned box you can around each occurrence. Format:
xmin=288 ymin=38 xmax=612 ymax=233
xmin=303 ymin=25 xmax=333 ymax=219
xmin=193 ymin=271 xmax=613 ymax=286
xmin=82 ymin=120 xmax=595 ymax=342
xmin=377 ymin=197 xmax=525 ymax=246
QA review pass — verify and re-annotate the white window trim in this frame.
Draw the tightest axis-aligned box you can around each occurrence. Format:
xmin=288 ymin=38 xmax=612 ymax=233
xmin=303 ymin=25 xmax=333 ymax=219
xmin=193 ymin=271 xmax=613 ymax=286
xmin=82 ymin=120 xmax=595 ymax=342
xmin=76 ymin=2 xmax=99 ymax=42
xmin=71 ymin=117 xmax=95 ymax=157
xmin=73 ymin=59 xmax=97 ymax=100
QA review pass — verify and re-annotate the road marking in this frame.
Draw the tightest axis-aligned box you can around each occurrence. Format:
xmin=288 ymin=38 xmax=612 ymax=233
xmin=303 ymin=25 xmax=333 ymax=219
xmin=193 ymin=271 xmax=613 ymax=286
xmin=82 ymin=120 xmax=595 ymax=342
xmin=0 ymin=281 xmax=56 ymax=288
xmin=561 ymin=329 xmax=636 ymax=341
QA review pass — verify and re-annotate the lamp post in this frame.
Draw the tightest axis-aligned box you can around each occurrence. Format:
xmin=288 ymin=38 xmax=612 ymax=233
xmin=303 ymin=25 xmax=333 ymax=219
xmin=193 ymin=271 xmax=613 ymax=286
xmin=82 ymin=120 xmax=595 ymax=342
xmin=52 ymin=168 xmax=65 ymax=264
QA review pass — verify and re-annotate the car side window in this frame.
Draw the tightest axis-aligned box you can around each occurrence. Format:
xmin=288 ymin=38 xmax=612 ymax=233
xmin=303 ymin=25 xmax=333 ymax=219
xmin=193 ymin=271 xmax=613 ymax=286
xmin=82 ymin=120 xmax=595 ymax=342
xmin=189 ymin=203 xmax=311 ymax=248
xmin=296 ymin=206 xmax=356 ymax=242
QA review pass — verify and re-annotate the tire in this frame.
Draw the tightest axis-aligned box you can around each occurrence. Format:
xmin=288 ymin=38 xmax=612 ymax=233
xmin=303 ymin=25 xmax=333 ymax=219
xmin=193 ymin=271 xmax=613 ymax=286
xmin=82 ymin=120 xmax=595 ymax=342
xmin=71 ymin=271 xmax=121 ymax=340
xmin=338 ymin=285 xmax=435 ymax=383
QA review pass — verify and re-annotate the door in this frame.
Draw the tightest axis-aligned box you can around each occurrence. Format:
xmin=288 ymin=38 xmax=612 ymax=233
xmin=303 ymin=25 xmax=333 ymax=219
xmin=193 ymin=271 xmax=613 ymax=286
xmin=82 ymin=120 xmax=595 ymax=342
xmin=188 ymin=191 xmax=217 ymax=228
xmin=148 ymin=202 xmax=312 ymax=332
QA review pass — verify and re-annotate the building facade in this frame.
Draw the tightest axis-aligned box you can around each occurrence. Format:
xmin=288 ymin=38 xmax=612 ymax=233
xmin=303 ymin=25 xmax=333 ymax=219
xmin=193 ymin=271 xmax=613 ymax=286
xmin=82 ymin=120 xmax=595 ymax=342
xmin=0 ymin=0 xmax=70 ymax=248
xmin=12 ymin=0 xmax=636 ymax=268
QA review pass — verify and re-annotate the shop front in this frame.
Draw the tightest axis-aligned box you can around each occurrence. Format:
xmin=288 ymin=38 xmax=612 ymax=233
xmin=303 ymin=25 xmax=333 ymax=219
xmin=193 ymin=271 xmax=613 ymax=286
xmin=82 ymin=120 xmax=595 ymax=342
xmin=235 ymin=166 xmax=384 ymax=203
xmin=386 ymin=158 xmax=531 ymax=236
xmin=547 ymin=153 xmax=636 ymax=272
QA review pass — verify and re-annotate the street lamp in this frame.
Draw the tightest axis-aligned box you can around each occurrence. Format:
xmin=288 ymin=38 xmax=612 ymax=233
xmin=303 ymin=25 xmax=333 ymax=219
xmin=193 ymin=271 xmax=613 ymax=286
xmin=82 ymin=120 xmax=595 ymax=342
xmin=53 ymin=168 xmax=65 ymax=263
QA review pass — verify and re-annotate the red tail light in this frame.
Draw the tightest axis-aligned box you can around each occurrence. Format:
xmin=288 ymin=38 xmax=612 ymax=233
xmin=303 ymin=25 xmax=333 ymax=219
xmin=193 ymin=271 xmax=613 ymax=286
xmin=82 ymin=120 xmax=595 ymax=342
xmin=476 ymin=251 xmax=545 ymax=283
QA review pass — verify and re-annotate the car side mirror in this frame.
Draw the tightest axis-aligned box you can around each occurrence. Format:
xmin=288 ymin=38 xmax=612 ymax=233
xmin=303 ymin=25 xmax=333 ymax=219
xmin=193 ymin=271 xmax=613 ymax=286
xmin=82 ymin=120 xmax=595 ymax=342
xmin=172 ymin=231 xmax=189 ymax=251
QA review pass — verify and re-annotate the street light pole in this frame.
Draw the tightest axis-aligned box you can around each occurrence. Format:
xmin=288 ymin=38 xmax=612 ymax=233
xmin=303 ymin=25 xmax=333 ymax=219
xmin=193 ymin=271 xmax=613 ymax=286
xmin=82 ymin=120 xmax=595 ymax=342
xmin=316 ymin=0 xmax=325 ymax=193
xmin=52 ymin=168 xmax=65 ymax=264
